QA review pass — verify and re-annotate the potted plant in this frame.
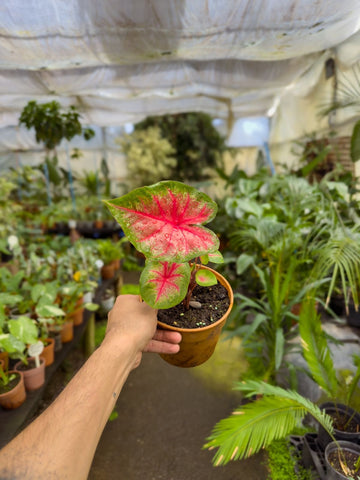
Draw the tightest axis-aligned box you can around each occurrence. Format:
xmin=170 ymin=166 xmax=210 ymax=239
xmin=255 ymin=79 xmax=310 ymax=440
xmin=0 ymin=316 xmax=45 ymax=392
xmin=325 ymin=440 xmax=360 ymax=479
xmin=203 ymin=297 xmax=360 ymax=471
xmin=96 ymin=239 xmax=125 ymax=279
xmin=0 ymin=364 xmax=26 ymax=410
xmin=105 ymin=180 xmax=233 ymax=367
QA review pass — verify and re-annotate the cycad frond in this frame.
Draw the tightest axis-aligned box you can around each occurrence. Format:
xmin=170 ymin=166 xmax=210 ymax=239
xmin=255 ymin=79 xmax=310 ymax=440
xmin=299 ymin=298 xmax=339 ymax=397
xmin=204 ymin=381 xmax=333 ymax=466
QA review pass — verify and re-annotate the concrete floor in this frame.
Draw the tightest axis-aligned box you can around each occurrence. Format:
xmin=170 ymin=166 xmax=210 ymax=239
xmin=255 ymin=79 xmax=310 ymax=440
xmin=88 ymin=352 xmax=268 ymax=480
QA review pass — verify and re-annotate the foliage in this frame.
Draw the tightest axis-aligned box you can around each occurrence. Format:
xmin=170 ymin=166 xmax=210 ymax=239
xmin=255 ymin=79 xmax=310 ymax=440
xmin=204 ymin=295 xmax=360 ymax=468
xmin=19 ymin=100 xmax=94 ymax=151
xmin=105 ymin=180 xmax=223 ymax=309
xmin=226 ymin=260 xmax=326 ymax=383
xmin=203 ymin=380 xmax=334 ymax=466
xmin=299 ymin=296 xmax=360 ymax=406
xmin=95 ymin=238 xmax=127 ymax=266
xmin=118 ymin=126 xmax=176 ymax=189
xmin=266 ymin=437 xmax=315 ymax=480
xmin=216 ymin=168 xmax=360 ymax=315
xmin=135 ymin=112 xmax=226 ymax=182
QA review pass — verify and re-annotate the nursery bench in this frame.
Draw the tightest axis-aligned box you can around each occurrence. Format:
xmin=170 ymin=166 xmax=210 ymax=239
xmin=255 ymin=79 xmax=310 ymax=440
xmin=0 ymin=310 xmax=95 ymax=449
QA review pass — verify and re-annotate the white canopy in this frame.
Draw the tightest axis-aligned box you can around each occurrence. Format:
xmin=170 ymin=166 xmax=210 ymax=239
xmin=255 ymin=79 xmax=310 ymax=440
xmin=0 ymin=0 xmax=360 ymax=168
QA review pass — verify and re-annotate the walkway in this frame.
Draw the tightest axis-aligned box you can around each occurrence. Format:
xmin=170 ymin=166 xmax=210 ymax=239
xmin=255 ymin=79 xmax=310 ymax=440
xmin=88 ymin=351 xmax=268 ymax=480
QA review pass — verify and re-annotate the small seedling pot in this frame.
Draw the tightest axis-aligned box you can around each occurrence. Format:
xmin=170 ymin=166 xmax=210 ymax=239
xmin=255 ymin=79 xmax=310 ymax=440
xmin=15 ymin=357 xmax=45 ymax=392
xmin=157 ymin=266 xmax=233 ymax=368
xmin=0 ymin=371 xmax=26 ymax=409
xmin=325 ymin=440 xmax=360 ymax=480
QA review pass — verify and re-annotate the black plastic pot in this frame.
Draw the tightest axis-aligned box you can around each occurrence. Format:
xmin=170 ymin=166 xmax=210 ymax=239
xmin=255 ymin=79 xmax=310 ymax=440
xmin=318 ymin=402 xmax=360 ymax=449
xmin=346 ymin=301 xmax=360 ymax=328
xmin=325 ymin=440 xmax=360 ymax=479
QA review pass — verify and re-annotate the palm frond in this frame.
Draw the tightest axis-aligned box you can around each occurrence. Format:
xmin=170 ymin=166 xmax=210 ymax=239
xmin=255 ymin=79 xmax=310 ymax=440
xmin=313 ymin=231 xmax=360 ymax=309
xmin=204 ymin=381 xmax=333 ymax=466
xmin=299 ymin=297 xmax=339 ymax=397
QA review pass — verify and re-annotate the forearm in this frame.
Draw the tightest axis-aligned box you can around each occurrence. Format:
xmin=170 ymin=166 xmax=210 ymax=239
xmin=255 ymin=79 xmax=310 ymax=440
xmin=0 ymin=335 xmax=139 ymax=480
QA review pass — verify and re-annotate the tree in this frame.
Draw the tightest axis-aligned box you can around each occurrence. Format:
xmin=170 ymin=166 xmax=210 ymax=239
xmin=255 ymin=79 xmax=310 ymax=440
xmin=135 ymin=112 xmax=226 ymax=182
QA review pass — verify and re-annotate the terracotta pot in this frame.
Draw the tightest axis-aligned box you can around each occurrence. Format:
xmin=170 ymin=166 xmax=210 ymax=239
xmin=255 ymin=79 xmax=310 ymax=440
xmin=60 ymin=320 xmax=74 ymax=343
xmin=157 ymin=266 xmax=234 ymax=368
xmin=0 ymin=371 xmax=26 ymax=409
xmin=67 ymin=298 xmax=84 ymax=326
xmin=41 ymin=338 xmax=55 ymax=367
xmin=15 ymin=357 xmax=45 ymax=392
xmin=101 ymin=263 xmax=116 ymax=280
xmin=94 ymin=219 xmax=104 ymax=229
xmin=111 ymin=258 xmax=121 ymax=270
xmin=0 ymin=351 xmax=9 ymax=371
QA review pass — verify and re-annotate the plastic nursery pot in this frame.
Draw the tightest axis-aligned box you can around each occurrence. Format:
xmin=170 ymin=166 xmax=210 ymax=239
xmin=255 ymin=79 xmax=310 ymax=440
xmin=157 ymin=266 xmax=234 ymax=368
xmin=325 ymin=441 xmax=360 ymax=480
xmin=0 ymin=371 xmax=26 ymax=409
xmin=60 ymin=320 xmax=74 ymax=344
xmin=318 ymin=402 xmax=360 ymax=449
xmin=14 ymin=357 xmax=46 ymax=392
xmin=41 ymin=337 xmax=55 ymax=367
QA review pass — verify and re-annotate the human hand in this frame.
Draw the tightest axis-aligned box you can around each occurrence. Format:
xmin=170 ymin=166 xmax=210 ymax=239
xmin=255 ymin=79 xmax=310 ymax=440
xmin=105 ymin=295 xmax=181 ymax=368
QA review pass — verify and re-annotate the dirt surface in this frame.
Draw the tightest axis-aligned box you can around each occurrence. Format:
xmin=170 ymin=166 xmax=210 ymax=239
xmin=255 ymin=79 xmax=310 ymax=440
xmin=157 ymin=283 xmax=230 ymax=329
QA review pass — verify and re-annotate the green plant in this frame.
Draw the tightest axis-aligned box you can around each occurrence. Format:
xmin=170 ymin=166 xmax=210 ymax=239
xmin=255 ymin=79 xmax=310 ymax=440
xmin=117 ymin=126 xmax=176 ymax=189
xmin=0 ymin=316 xmax=39 ymax=366
xmin=226 ymin=260 xmax=326 ymax=383
xmin=266 ymin=437 xmax=314 ymax=480
xmin=203 ymin=296 xmax=360 ymax=471
xmin=19 ymin=101 xmax=94 ymax=151
xmin=95 ymin=238 xmax=127 ymax=266
xmin=135 ymin=112 xmax=226 ymax=183
xmin=105 ymin=180 xmax=224 ymax=309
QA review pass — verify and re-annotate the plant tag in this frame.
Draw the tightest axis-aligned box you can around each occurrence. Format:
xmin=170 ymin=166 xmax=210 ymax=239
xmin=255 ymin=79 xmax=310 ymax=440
xmin=95 ymin=259 xmax=104 ymax=269
xmin=28 ymin=341 xmax=44 ymax=368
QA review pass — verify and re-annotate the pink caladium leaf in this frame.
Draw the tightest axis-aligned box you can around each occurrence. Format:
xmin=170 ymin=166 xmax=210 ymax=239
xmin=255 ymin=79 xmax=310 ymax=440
xmin=195 ymin=268 xmax=218 ymax=287
xmin=104 ymin=181 xmax=219 ymax=263
xmin=140 ymin=260 xmax=191 ymax=309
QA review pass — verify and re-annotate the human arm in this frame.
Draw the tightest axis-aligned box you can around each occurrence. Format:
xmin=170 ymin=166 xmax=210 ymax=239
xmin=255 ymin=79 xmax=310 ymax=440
xmin=0 ymin=295 xmax=181 ymax=480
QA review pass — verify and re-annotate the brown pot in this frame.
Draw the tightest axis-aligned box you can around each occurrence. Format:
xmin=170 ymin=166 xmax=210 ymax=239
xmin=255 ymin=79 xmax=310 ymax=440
xmin=94 ymin=219 xmax=104 ymax=229
xmin=67 ymin=297 xmax=84 ymax=326
xmin=0 ymin=371 xmax=26 ymax=409
xmin=0 ymin=351 xmax=9 ymax=371
xmin=101 ymin=263 xmax=116 ymax=280
xmin=60 ymin=320 xmax=74 ymax=343
xmin=157 ymin=266 xmax=234 ymax=368
xmin=111 ymin=259 xmax=121 ymax=270
xmin=15 ymin=357 xmax=45 ymax=392
xmin=41 ymin=338 xmax=55 ymax=367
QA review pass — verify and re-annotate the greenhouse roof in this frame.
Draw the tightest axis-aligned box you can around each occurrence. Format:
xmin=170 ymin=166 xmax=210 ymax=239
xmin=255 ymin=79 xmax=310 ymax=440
xmin=0 ymin=0 xmax=360 ymax=150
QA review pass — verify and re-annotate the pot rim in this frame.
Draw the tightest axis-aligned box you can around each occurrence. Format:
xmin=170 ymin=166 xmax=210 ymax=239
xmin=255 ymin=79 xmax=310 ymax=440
xmin=156 ymin=265 xmax=233 ymax=333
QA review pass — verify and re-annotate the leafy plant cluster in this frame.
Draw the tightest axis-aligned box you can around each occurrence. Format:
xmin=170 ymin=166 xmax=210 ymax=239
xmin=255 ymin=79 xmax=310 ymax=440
xmin=0 ymin=236 xmax=103 ymax=379
xmin=119 ymin=112 xmax=226 ymax=187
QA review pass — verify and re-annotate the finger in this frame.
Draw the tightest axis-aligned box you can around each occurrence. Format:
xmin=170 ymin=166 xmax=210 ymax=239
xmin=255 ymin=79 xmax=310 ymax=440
xmin=152 ymin=330 xmax=182 ymax=344
xmin=143 ymin=339 xmax=181 ymax=354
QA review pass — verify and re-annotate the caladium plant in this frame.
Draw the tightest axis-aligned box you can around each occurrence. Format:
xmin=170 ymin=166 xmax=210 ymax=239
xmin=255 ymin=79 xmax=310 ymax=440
xmin=105 ymin=181 xmax=224 ymax=309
